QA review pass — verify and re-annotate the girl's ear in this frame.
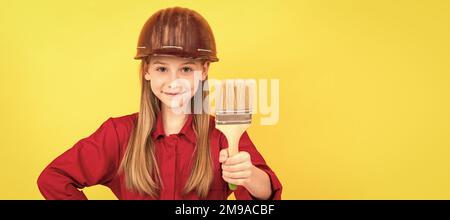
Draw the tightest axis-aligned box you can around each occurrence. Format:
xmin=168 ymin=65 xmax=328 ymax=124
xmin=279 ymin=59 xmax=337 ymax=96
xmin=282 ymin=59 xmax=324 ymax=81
xmin=144 ymin=62 xmax=151 ymax=81
xmin=201 ymin=61 xmax=210 ymax=81
xmin=144 ymin=72 xmax=151 ymax=81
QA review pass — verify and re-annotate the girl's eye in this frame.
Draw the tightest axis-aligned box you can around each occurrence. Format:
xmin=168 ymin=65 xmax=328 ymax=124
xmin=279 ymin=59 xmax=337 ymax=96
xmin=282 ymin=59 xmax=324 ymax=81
xmin=156 ymin=67 xmax=168 ymax=72
xmin=180 ymin=67 xmax=193 ymax=73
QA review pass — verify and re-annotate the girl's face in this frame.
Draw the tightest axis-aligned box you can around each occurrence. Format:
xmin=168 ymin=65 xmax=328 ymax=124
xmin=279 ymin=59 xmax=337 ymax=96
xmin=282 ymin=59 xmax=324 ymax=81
xmin=144 ymin=55 xmax=209 ymax=112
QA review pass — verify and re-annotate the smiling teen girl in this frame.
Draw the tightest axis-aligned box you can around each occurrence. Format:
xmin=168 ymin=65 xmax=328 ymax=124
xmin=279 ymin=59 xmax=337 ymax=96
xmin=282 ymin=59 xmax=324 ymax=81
xmin=37 ymin=7 xmax=282 ymax=200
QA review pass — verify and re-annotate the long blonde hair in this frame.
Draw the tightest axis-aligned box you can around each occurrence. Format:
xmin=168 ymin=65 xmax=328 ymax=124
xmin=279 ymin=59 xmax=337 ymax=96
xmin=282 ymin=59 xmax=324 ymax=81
xmin=118 ymin=58 xmax=213 ymax=198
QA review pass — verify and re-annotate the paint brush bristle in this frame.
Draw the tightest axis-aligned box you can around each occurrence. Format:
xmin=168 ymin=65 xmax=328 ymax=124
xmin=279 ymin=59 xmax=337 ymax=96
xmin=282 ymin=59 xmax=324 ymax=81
xmin=216 ymin=79 xmax=252 ymax=124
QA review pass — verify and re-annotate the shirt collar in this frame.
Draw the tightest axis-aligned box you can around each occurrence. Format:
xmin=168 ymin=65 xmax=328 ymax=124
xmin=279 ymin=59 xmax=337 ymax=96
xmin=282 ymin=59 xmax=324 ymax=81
xmin=151 ymin=113 xmax=196 ymax=144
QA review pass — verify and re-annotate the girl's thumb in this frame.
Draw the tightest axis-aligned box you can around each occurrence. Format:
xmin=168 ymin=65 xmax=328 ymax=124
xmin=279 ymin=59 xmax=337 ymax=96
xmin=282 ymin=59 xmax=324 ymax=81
xmin=219 ymin=148 xmax=228 ymax=163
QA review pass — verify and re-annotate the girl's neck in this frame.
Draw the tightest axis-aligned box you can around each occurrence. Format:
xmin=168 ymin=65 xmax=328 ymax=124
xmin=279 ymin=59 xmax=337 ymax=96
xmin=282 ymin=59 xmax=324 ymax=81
xmin=161 ymin=104 xmax=188 ymax=136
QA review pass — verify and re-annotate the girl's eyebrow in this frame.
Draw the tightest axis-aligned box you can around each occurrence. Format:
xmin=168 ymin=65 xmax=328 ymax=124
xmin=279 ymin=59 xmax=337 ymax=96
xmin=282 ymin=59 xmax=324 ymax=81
xmin=151 ymin=61 xmax=195 ymax=65
xmin=151 ymin=61 xmax=167 ymax=65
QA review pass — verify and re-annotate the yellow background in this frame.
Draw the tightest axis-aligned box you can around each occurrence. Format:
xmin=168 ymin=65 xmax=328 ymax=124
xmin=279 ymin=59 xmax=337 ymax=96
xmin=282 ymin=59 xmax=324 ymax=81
xmin=1 ymin=0 xmax=450 ymax=199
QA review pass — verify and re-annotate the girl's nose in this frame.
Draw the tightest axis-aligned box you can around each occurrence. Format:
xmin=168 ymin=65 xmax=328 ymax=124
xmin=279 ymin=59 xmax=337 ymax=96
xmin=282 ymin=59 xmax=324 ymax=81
xmin=167 ymin=80 xmax=181 ymax=90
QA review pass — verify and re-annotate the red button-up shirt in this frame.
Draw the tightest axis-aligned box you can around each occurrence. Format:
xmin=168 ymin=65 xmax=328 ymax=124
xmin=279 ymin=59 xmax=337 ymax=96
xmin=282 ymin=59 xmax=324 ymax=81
xmin=37 ymin=113 xmax=282 ymax=200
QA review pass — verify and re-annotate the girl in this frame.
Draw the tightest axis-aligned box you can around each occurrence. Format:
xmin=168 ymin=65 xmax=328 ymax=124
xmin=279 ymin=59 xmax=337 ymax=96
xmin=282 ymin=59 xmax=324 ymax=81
xmin=37 ymin=7 xmax=282 ymax=200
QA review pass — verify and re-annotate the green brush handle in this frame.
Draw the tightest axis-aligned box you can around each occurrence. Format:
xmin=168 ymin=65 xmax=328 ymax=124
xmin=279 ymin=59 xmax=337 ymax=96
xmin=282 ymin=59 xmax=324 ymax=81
xmin=228 ymin=183 xmax=237 ymax=191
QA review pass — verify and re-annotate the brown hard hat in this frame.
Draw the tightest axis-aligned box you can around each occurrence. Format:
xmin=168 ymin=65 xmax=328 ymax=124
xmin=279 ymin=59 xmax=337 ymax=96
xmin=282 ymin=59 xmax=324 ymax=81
xmin=134 ymin=7 xmax=219 ymax=62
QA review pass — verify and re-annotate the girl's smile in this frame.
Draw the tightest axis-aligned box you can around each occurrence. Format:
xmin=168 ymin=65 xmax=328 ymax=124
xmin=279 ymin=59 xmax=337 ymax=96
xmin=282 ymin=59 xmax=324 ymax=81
xmin=162 ymin=91 xmax=186 ymax=96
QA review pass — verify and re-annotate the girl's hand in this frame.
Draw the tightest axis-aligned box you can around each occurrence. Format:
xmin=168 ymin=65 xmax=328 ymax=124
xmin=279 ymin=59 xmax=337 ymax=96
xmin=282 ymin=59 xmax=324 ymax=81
xmin=219 ymin=149 xmax=254 ymax=187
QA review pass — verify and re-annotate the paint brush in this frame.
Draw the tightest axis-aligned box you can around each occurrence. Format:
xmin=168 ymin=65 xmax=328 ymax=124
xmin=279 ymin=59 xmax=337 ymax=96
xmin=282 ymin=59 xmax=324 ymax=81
xmin=215 ymin=79 xmax=253 ymax=190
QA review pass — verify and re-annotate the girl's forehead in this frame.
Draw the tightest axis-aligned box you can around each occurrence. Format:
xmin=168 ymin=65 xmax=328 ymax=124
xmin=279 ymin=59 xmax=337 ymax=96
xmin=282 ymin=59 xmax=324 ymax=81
xmin=149 ymin=55 xmax=199 ymax=64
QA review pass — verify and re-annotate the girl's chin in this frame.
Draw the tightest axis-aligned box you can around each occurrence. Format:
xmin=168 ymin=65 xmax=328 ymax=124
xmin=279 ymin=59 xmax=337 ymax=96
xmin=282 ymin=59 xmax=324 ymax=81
xmin=161 ymin=100 xmax=189 ymax=113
